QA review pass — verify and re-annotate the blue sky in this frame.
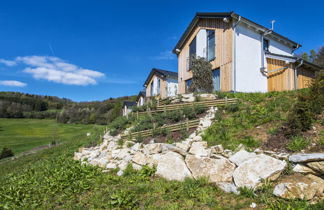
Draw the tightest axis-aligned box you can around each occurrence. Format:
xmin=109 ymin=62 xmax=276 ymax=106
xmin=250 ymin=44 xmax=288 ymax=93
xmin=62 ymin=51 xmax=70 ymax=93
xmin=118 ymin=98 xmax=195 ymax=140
xmin=0 ymin=0 xmax=323 ymax=101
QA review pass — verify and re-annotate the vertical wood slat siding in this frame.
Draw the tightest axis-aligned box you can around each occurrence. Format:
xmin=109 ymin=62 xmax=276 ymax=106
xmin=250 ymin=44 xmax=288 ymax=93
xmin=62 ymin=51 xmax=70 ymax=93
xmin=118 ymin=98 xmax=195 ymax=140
xmin=178 ymin=18 xmax=233 ymax=93
xmin=297 ymin=66 xmax=315 ymax=89
xmin=267 ymin=58 xmax=294 ymax=91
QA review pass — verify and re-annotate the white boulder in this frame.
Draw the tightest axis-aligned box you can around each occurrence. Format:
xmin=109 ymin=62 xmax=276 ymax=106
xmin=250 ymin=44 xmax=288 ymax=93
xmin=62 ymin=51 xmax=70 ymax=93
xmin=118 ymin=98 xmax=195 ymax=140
xmin=156 ymin=151 xmax=192 ymax=181
xmin=233 ymin=154 xmax=286 ymax=189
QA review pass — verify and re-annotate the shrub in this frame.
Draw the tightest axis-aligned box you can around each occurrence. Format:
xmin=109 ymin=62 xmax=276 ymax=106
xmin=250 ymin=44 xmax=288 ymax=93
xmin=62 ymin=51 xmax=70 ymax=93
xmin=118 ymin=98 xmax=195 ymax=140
xmin=286 ymin=136 xmax=310 ymax=152
xmin=0 ymin=147 xmax=14 ymax=159
xmin=189 ymin=56 xmax=213 ymax=93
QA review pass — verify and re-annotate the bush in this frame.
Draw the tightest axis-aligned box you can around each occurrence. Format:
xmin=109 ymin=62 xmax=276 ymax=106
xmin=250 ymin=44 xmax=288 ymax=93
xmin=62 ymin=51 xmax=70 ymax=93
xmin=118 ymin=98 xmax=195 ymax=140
xmin=189 ymin=56 xmax=213 ymax=93
xmin=286 ymin=136 xmax=310 ymax=152
xmin=0 ymin=147 xmax=14 ymax=159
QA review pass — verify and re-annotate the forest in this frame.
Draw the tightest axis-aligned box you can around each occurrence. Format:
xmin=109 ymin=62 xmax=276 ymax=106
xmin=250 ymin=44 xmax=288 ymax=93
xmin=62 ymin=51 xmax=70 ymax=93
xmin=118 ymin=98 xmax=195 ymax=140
xmin=0 ymin=92 xmax=135 ymax=125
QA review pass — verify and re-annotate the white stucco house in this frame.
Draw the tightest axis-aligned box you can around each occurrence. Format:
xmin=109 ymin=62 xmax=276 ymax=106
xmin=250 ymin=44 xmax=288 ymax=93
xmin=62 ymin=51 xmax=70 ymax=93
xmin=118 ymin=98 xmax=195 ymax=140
xmin=173 ymin=12 xmax=322 ymax=93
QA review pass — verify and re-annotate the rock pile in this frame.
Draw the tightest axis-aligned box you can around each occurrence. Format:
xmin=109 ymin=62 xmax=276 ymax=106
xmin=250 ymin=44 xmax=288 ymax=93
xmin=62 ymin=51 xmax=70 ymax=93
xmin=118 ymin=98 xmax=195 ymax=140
xmin=74 ymin=106 xmax=324 ymax=202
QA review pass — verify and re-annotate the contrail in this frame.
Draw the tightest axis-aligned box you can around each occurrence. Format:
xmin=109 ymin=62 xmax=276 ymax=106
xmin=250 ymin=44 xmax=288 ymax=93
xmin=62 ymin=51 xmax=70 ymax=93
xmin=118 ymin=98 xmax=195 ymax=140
xmin=48 ymin=43 xmax=56 ymax=57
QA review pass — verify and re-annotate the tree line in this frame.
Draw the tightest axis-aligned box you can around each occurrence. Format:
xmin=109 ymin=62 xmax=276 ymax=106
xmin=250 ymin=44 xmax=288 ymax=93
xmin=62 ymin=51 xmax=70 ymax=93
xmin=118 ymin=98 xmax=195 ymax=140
xmin=0 ymin=92 xmax=135 ymax=125
xmin=299 ymin=46 xmax=324 ymax=67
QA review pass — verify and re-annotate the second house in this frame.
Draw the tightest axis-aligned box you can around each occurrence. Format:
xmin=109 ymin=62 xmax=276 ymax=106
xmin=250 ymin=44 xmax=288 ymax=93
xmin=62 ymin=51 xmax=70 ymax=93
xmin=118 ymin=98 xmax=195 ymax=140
xmin=144 ymin=68 xmax=178 ymax=99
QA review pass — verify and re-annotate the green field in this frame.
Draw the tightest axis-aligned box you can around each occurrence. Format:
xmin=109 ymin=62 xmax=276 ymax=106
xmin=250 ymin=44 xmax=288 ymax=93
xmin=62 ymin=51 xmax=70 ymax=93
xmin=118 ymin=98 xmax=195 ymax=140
xmin=0 ymin=118 xmax=104 ymax=155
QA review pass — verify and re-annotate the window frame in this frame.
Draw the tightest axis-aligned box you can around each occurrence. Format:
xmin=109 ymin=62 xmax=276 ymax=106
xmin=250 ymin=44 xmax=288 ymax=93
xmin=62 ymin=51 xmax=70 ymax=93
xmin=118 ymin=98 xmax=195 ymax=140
xmin=263 ymin=38 xmax=270 ymax=52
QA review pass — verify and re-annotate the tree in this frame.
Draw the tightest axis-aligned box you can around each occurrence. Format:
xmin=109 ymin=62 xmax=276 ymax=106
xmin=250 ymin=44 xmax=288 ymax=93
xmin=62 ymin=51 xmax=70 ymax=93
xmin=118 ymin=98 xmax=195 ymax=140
xmin=189 ymin=56 xmax=214 ymax=93
xmin=314 ymin=46 xmax=324 ymax=67
xmin=301 ymin=52 xmax=310 ymax=61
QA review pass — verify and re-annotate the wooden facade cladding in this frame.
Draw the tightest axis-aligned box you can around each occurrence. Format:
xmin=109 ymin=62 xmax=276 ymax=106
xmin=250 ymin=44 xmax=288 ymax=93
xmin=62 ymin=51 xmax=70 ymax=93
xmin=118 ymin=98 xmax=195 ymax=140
xmin=297 ymin=66 xmax=316 ymax=89
xmin=177 ymin=18 xmax=233 ymax=93
xmin=267 ymin=58 xmax=295 ymax=91
xmin=266 ymin=58 xmax=317 ymax=91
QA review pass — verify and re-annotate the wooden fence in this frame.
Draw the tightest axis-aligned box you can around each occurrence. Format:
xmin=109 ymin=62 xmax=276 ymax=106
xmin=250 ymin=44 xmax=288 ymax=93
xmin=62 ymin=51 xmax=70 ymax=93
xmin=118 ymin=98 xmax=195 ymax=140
xmin=121 ymin=119 xmax=200 ymax=140
xmin=132 ymin=97 xmax=238 ymax=117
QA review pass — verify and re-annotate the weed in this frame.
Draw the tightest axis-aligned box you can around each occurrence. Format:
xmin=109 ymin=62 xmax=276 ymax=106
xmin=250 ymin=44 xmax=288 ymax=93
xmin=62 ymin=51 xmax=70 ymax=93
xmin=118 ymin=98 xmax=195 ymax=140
xmin=117 ymin=138 xmax=124 ymax=147
xmin=240 ymin=136 xmax=260 ymax=149
xmin=239 ymin=186 xmax=255 ymax=198
xmin=286 ymin=136 xmax=310 ymax=152
xmin=135 ymin=134 xmax=144 ymax=143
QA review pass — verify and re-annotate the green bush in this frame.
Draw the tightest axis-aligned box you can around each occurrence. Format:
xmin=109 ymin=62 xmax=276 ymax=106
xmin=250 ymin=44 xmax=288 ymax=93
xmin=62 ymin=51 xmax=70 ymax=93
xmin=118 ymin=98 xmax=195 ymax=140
xmin=286 ymin=136 xmax=310 ymax=152
xmin=0 ymin=147 xmax=14 ymax=159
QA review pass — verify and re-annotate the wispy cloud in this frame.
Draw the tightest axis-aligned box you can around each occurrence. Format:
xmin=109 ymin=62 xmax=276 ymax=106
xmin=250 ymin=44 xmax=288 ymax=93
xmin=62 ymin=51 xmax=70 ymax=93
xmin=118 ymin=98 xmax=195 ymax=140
xmin=0 ymin=59 xmax=17 ymax=67
xmin=15 ymin=56 xmax=105 ymax=86
xmin=0 ymin=80 xmax=27 ymax=87
xmin=150 ymin=50 xmax=175 ymax=60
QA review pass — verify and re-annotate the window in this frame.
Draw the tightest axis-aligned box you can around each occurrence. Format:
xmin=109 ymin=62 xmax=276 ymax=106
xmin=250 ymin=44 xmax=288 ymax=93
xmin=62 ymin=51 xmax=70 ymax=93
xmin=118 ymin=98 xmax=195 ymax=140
xmin=207 ymin=30 xmax=215 ymax=61
xmin=263 ymin=39 xmax=269 ymax=52
xmin=150 ymin=81 xmax=154 ymax=96
xmin=189 ymin=37 xmax=196 ymax=57
xmin=185 ymin=79 xmax=192 ymax=93
xmin=157 ymin=79 xmax=160 ymax=94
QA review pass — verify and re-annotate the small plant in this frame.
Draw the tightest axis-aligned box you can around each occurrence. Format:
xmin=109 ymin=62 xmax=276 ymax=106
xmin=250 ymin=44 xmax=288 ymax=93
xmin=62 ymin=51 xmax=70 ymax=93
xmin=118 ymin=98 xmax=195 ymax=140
xmin=109 ymin=128 xmax=118 ymax=136
xmin=139 ymin=165 xmax=156 ymax=178
xmin=239 ymin=186 xmax=255 ymax=198
xmin=117 ymin=138 xmax=124 ymax=147
xmin=267 ymin=127 xmax=278 ymax=135
xmin=0 ymin=147 xmax=14 ymax=159
xmin=135 ymin=134 xmax=144 ymax=143
xmin=286 ymin=136 xmax=310 ymax=152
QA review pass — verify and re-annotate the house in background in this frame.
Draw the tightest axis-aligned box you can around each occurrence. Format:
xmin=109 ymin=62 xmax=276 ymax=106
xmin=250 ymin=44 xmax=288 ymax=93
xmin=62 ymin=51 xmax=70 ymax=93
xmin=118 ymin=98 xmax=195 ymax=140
xmin=136 ymin=90 xmax=146 ymax=106
xmin=122 ymin=101 xmax=136 ymax=116
xmin=144 ymin=68 xmax=178 ymax=99
xmin=173 ymin=12 xmax=322 ymax=93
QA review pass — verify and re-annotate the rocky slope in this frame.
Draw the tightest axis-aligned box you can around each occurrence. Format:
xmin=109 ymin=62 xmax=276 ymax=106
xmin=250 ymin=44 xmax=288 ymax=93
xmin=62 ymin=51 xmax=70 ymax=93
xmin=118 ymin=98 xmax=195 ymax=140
xmin=74 ymin=106 xmax=324 ymax=203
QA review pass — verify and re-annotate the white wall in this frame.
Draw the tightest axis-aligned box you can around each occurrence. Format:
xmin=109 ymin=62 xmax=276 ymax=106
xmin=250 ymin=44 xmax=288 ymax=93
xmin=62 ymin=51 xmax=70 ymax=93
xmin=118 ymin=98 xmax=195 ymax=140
xmin=196 ymin=29 xmax=207 ymax=58
xmin=151 ymin=76 xmax=160 ymax=96
xmin=234 ymin=23 xmax=294 ymax=92
xmin=166 ymin=79 xmax=178 ymax=97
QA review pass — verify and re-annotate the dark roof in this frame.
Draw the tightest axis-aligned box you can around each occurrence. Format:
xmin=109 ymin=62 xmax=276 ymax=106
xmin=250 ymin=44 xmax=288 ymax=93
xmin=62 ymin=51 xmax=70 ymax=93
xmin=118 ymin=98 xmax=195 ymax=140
xmin=265 ymin=52 xmax=323 ymax=71
xmin=123 ymin=101 xmax=136 ymax=107
xmin=173 ymin=12 xmax=301 ymax=53
xmin=136 ymin=90 xmax=146 ymax=101
xmin=144 ymin=68 xmax=178 ymax=86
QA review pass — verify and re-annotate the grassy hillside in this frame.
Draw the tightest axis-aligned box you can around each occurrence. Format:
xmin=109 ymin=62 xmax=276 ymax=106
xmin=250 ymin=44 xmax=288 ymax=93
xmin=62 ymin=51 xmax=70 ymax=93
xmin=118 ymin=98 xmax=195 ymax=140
xmin=0 ymin=118 xmax=104 ymax=155
xmin=1 ymin=119 xmax=322 ymax=209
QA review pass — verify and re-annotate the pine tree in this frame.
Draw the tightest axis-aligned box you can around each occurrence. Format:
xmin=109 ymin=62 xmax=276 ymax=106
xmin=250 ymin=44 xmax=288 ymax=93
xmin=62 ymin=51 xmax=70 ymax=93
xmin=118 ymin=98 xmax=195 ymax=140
xmin=314 ymin=46 xmax=324 ymax=67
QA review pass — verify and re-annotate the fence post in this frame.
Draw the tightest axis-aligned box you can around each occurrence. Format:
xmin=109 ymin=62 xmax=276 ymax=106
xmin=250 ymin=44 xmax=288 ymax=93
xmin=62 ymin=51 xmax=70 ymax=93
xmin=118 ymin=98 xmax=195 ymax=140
xmin=136 ymin=111 xmax=139 ymax=119
xmin=157 ymin=99 xmax=160 ymax=107
xmin=225 ymin=96 xmax=228 ymax=105
xmin=186 ymin=118 xmax=189 ymax=131
xmin=164 ymin=104 xmax=166 ymax=114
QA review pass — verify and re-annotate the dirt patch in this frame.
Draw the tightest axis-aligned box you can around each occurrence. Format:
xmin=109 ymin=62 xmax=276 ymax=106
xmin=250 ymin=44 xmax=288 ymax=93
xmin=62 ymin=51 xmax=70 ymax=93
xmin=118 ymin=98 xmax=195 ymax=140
xmin=262 ymin=128 xmax=291 ymax=152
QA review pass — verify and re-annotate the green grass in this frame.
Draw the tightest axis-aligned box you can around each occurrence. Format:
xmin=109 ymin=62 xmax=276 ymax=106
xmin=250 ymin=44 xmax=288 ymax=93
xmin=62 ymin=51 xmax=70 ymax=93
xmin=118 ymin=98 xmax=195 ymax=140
xmin=203 ymin=91 xmax=299 ymax=150
xmin=0 ymin=118 xmax=102 ymax=155
xmin=286 ymin=135 xmax=310 ymax=152
xmin=0 ymin=119 xmax=322 ymax=209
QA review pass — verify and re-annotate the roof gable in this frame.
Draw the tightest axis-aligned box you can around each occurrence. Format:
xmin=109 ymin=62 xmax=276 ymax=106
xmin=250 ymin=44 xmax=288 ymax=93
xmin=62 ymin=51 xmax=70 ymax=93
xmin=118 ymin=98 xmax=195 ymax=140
xmin=173 ymin=12 xmax=301 ymax=53
xmin=144 ymin=68 xmax=178 ymax=86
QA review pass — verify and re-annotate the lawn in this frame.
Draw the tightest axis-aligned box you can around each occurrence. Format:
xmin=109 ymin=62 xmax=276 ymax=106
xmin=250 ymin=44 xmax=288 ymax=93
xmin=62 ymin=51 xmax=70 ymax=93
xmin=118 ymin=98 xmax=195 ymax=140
xmin=0 ymin=118 xmax=103 ymax=155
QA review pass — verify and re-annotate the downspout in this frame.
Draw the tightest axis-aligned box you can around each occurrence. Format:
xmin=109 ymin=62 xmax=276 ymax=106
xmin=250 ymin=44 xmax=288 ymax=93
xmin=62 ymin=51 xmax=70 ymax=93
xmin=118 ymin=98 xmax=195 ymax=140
xmin=232 ymin=16 xmax=241 ymax=92
xmin=260 ymin=29 xmax=272 ymax=74
xmin=294 ymin=59 xmax=303 ymax=90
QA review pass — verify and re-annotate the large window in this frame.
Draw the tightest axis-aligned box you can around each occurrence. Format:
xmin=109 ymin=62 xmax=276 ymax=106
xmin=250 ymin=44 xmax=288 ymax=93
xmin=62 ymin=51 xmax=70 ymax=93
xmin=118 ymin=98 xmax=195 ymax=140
xmin=189 ymin=37 xmax=196 ymax=58
xmin=150 ymin=81 xmax=154 ymax=96
xmin=157 ymin=79 xmax=160 ymax=94
xmin=207 ymin=30 xmax=215 ymax=61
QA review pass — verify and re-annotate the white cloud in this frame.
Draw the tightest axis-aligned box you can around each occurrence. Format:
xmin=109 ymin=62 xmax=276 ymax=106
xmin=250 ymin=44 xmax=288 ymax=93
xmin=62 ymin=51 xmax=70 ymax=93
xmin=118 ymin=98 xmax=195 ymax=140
xmin=0 ymin=80 xmax=27 ymax=87
xmin=150 ymin=50 xmax=175 ymax=60
xmin=15 ymin=56 xmax=105 ymax=86
xmin=0 ymin=59 xmax=17 ymax=66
